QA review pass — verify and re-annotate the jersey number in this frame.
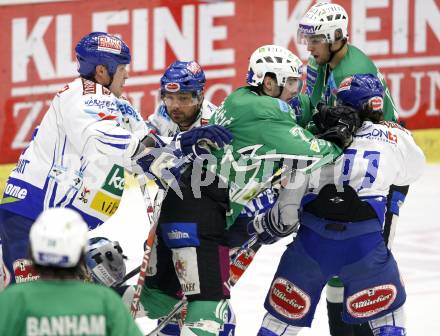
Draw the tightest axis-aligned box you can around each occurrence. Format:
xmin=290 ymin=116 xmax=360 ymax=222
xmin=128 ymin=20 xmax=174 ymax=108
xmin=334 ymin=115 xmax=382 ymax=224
xmin=340 ymin=149 xmax=380 ymax=191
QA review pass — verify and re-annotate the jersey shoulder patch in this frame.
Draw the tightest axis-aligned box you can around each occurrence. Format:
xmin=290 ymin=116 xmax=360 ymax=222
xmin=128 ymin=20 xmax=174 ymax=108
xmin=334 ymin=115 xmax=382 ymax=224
xmin=379 ymin=121 xmax=410 ymax=135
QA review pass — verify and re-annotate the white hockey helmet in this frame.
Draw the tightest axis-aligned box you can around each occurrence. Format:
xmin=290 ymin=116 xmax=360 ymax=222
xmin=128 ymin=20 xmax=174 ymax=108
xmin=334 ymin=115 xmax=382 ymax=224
xmin=298 ymin=2 xmax=349 ymax=44
xmin=247 ymin=45 xmax=303 ymax=87
xmin=30 ymin=208 xmax=89 ymax=268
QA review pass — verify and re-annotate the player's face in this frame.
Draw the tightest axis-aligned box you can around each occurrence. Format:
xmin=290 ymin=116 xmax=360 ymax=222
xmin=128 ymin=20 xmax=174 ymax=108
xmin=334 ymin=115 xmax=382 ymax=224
xmin=162 ymin=92 xmax=202 ymax=130
xmin=109 ymin=64 xmax=129 ymax=97
xmin=279 ymin=77 xmax=302 ymax=102
xmin=305 ymin=35 xmax=331 ymax=65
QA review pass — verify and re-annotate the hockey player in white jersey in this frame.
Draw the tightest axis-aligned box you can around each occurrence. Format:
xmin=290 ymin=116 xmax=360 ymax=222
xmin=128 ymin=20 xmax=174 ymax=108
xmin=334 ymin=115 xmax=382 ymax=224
xmin=0 ymin=32 xmax=232 ymax=285
xmin=249 ymin=74 xmax=425 ymax=336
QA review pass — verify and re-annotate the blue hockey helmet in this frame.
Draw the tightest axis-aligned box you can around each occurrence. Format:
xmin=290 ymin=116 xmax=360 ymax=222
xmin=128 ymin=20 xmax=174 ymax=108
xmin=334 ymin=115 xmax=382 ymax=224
xmin=85 ymin=237 xmax=126 ymax=287
xmin=160 ymin=61 xmax=206 ymax=96
xmin=75 ymin=32 xmax=131 ymax=78
xmin=336 ymin=74 xmax=384 ymax=113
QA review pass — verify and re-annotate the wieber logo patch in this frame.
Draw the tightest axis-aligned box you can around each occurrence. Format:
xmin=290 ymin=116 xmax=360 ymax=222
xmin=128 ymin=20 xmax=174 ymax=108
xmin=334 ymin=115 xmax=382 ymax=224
xmin=13 ymin=259 xmax=39 ymax=283
xmin=369 ymin=96 xmax=384 ymax=111
xmin=347 ymin=284 xmax=397 ymax=318
xmin=165 ymin=82 xmax=180 ymax=92
xmin=269 ymin=277 xmax=310 ymax=319
xmin=98 ymin=35 xmax=122 ymax=54
xmin=338 ymin=76 xmax=353 ymax=92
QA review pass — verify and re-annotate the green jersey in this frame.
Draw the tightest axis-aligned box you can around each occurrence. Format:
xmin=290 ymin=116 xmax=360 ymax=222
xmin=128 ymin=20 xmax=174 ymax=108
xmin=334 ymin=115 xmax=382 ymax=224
xmin=0 ymin=280 xmax=143 ymax=336
xmin=306 ymin=44 xmax=398 ymax=122
xmin=209 ymin=87 xmax=342 ymax=226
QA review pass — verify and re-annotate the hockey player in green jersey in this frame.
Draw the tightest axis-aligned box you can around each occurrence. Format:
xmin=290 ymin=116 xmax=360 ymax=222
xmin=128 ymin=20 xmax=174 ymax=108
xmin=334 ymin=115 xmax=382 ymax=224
xmin=210 ymin=45 xmax=355 ymax=227
xmin=0 ymin=208 xmax=143 ymax=336
xmin=297 ymin=2 xmax=406 ymax=336
xmin=298 ymin=2 xmax=398 ymax=123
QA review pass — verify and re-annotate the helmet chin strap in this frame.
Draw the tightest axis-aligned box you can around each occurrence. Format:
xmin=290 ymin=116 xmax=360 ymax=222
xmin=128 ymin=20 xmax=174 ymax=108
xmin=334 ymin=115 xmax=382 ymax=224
xmin=327 ymin=38 xmax=347 ymax=65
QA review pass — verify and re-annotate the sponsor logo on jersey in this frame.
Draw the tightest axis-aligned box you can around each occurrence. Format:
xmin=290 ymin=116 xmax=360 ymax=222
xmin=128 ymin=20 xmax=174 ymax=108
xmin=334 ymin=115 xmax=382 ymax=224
xmin=84 ymin=97 xmax=117 ymax=110
xmin=13 ymin=259 xmax=39 ymax=283
xmin=117 ymin=101 xmax=141 ymax=121
xmin=173 ymin=247 xmax=200 ymax=295
xmin=102 ymin=165 xmax=125 ymax=196
xmin=14 ymin=159 xmax=30 ymax=174
xmin=78 ymin=187 xmax=91 ymax=204
xmin=82 ymin=78 xmax=97 ymax=95
xmin=347 ymin=284 xmax=397 ymax=318
xmin=90 ymin=191 xmax=120 ymax=216
xmin=84 ymin=108 xmax=119 ymax=121
xmin=26 ymin=315 xmax=106 ymax=335
xmin=356 ymin=128 xmax=398 ymax=144
xmin=2 ymin=183 xmax=28 ymax=202
xmin=269 ymin=277 xmax=311 ymax=319
xmin=278 ymin=99 xmax=290 ymax=113
xmin=167 ymin=230 xmax=190 ymax=240
xmin=98 ymin=35 xmax=122 ymax=54
xmin=57 ymin=84 xmax=69 ymax=95
xmin=165 ymin=82 xmax=180 ymax=92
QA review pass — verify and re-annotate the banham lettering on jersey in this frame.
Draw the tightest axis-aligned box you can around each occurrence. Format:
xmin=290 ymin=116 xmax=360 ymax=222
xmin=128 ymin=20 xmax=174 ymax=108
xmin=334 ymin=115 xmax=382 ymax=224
xmin=26 ymin=315 xmax=106 ymax=336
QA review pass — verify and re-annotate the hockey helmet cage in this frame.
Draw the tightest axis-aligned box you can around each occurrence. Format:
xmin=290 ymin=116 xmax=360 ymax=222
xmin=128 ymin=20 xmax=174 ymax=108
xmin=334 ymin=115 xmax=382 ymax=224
xmin=30 ymin=208 xmax=89 ymax=268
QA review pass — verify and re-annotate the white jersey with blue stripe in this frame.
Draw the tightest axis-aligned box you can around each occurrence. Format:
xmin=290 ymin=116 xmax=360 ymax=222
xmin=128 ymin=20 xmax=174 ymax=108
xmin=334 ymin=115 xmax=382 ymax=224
xmin=275 ymin=121 xmax=425 ymax=228
xmin=0 ymin=78 xmax=148 ymax=228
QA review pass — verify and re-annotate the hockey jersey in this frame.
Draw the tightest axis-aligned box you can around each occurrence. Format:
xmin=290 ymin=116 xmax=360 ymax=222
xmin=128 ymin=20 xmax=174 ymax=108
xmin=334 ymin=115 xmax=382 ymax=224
xmin=306 ymin=44 xmax=398 ymax=122
xmin=276 ymin=121 xmax=425 ymax=228
xmin=210 ymin=86 xmax=343 ymax=226
xmin=0 ymin=78 xmax=148 ymax=229
xmin=0 ymin=280 xmax=143 ymax=336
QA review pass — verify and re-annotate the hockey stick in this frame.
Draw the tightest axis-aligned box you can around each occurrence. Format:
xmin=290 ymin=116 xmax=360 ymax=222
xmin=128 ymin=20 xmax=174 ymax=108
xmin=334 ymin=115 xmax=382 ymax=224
xmin=145 ymin=297 xmax=188 ymax=336
xmin=121 ymin=265 xmax=141 ymax=283
xmin=130 ymin=187 xmax=166 ymax=318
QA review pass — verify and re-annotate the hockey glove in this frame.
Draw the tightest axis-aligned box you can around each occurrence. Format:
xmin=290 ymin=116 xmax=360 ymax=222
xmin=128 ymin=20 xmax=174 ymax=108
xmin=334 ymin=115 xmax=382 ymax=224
xmin=135 ymin=145 xmax=187 ymax=191
xmin=318 ymin=123 xmax=354 ymax=149
xmin=313 ymin=103 xmax=361 ymax=149
xmin=248 ymin=212 xmax=297 ymax=245
xmin=175 ymin=125 xmax=233 ymax=159
xmin=313 ymin=103 xmax=361 ymax=133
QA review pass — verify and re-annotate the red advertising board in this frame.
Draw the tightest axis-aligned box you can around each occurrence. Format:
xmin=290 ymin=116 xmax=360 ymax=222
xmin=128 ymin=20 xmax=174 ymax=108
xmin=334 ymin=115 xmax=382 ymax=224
xmin=0 ymin=0 xmax=439 ymax=164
